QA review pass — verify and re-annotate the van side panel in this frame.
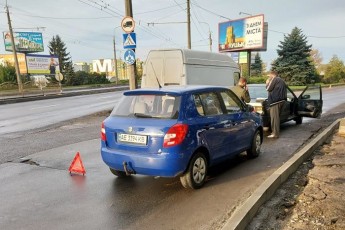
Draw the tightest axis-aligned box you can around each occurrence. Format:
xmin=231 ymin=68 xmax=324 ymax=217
xmin=141 ymin=49 xmax=240 ymax=88
xmin=185 ymin=65 xmax=237 ymax=87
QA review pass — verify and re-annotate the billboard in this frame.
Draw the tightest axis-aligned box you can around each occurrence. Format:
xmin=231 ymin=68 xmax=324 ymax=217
xmin=0 ymin=53 xmax=27 ymax=73
xmin=3 ymin=32 xmax=44 ymax=53
xmin=218 ymin=14 xmax=265 ymax=52
xmin=26 ymin=54 xmax=60 ymax=74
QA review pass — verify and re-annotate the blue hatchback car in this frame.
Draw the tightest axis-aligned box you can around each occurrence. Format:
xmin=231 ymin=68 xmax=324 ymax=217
xmin=101 ymin=85 xmax=263 ymax=189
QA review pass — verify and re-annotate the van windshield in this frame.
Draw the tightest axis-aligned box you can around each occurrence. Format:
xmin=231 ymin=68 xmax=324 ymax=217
xmin=111 ymin=94 xmax=180 ymax=119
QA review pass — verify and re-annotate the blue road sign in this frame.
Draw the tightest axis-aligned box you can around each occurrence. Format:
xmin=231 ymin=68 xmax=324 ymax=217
xmin=123 ymin=33 xmax=136 ymax=49
xmin=124 ymin=49 xmax=136 ymax=65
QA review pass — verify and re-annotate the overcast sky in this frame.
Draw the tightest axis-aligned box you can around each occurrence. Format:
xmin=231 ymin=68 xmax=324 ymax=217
xmin=1 ymin=0 xmax=344 ymax=67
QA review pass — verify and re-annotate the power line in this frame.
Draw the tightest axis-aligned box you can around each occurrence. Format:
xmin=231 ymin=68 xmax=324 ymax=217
xmin=256 ymin=27 xmax=345 ymax=38
xmin=149 ymin=7 xmax=185 ymax=22
xmin=190 ymin=5 xmax=206 ymax=40
xmin=191 ymin=1 xmax=231 ymax=20
xmin=8 ymin=1 xmax=183 ymax=49
xmin=77 ymin=0 xmax=121 ymax=18
xmin=97 ymin=0 xmax=124 ymax=16
xmin=307 ymin=35 xmax=345 ymax=39
xmin=15 ymin=13 xmax=113 ymax=20
xmin=191 ymin=5 xmax=345 ymax=39
xmin=137 ymin=23 xmax=182 ymax=47
xmin=136 ymin=3 xmax=185 ymax=15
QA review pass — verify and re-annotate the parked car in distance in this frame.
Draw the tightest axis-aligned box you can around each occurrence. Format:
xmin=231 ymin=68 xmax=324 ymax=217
xmin=101 ymin=85 xmax=263 ymax=189
xmin=247 ymin=84 xmax=323 ymax=130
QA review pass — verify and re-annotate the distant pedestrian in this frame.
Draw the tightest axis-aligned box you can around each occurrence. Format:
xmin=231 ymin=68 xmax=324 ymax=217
xmin=231 ymin=77 xmax=250 ymax=103
xmin=266 ymin=70 xmax=287 ymax=138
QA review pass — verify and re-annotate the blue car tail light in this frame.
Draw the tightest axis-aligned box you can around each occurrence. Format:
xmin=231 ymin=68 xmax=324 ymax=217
xmin=163 ymin=123 xmax=189 ymax=148
xmin=101 ymin=121 xmax=106 ymax=141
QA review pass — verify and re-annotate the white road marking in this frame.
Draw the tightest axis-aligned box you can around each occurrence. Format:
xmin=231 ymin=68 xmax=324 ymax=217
xmin=30 ymin=104 xmax=58 ymax=110
xmin=99 ymin=96 xmax=115 ymax=99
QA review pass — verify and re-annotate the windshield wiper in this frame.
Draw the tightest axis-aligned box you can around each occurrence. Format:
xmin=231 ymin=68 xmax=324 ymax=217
xmin=134 ymin=113 xmax=153 ymax=118
xmin=150 ymin=61 xmax=162 ymax=88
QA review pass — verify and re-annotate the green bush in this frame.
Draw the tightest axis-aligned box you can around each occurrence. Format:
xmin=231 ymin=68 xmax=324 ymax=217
xmin=65 ymin=71 xmax=110 ymax=86
xmin=0 ymin=65 xmax=16 ymax=84
xmin=118 ymin=79 xmax=129 ymax=85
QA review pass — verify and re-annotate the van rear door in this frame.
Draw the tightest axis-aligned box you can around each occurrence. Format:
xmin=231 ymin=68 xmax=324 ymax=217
xmin=163 ymin=50 xmax=183 ymax=86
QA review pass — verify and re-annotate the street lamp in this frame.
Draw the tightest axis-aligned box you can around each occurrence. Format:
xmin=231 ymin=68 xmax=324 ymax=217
xmin=113 ymin=26 xmax=121 ymax=85
xmin=239 ymin=12 xmax=252 ymax=16
xmin=200 ymin=22 xmax=212 ymax=52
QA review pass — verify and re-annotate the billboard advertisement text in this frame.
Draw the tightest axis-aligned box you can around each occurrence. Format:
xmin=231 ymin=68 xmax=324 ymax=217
xmin=26 ymin=54 xmax=60 ymax=74
xmin=219 ymin=15 xmax=264 ymax=52
xmin=3 ymin=32 xmax=44 ymax=53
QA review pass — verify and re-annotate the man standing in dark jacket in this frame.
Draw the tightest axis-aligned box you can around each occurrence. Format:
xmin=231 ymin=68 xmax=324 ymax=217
xmin=266 ymin=71 xmax=287 ymax=138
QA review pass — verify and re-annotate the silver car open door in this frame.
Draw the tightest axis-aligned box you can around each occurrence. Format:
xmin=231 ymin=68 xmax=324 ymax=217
xmin=297 ymin=85 xmax=323 ymax=118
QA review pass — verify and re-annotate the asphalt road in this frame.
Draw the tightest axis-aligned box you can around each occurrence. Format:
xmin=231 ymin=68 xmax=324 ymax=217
xmin=0 ymin=91 xmax=123 ymax=135
xmin=1 ymin=85 xmax=344 ymax=136
xmin=1 ymin=86 xmax=345 ymax=230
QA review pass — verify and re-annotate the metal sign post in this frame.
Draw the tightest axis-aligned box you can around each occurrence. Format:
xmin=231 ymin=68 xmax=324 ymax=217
xmin=123 ymin=1 xmax=137 ymax=89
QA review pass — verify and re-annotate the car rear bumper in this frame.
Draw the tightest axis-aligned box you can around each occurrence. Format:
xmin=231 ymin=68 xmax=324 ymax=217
xmin=101 ymin=146 xmax=187 ymax=177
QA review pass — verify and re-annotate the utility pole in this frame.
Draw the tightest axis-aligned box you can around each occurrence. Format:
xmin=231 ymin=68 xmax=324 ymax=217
xmin=6 ymin=3 xmax=23 ymax=95
xmin=200 ymin=22 xmax=212 ymax=52
xmin=209 ymin=31 xmax=212 ymax=52
xmin=113 ymin=36 xmax=119 ymax=85
xmin=124 ymin=0 xmax=137 ymax=89
xmin=187 ymin=0 xmax=191 ymax=49
xmin=247 ymin=51 xmax=251 ymax=77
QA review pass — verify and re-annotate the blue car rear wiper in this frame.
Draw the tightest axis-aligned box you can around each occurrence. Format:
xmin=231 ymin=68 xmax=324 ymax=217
xmin=134 ymin=113 xmax=153 ymax=118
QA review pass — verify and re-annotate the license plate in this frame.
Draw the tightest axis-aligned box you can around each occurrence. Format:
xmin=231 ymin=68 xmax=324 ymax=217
xmin=117 ymin=133 xmax=147 ymax=145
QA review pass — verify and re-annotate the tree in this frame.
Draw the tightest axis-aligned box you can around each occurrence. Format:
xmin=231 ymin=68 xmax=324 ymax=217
xmin=271 ymin=27 xmax=317 ymax=85
xmin=47 ymin=35 xmax=75 ymax=84
xmin=309 ymin=49 xmax=323 ymax=73
xmin=63 ymin=60 xmax=76 ymax=85
xmin=0 ymin=64 xmax=16 ymax=83
xmin=251 ymin=52 xmax=263 ymax=76
xmin=323 ymin=55 xmax=345 ymax=83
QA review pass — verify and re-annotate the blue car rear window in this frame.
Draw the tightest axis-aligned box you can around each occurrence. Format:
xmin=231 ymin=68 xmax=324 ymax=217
xmin=111 ymin=94 xmax=181 ymax=119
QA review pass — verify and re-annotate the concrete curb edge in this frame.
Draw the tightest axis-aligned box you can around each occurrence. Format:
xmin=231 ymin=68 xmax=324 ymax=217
xmin=0 ymin=86 xmax=129 ymax=105
xmin=222 ymin=118 xmax=341 ymax=230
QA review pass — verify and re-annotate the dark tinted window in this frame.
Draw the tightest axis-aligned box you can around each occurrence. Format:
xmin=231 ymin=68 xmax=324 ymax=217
xmin=219 ymin=90 xmax=243 ymax=113
xmin=193 ymin=92 xmax=223 ymax=116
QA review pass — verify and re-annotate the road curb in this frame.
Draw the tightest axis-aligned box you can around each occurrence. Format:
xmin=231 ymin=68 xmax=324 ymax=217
xmin=222 ymin=118 xmax=341 ymax=230
xmin=0 ymin=86 xmax=129 ymax=105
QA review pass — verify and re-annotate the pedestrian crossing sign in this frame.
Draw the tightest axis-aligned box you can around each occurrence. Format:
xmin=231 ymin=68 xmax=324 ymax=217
xmin=123 ymin=32 xmax=136 ymax=49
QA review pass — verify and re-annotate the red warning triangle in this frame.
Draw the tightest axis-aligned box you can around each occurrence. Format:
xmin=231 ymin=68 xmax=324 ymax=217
xmin=69 ymin=152 xmax=86 ymax=175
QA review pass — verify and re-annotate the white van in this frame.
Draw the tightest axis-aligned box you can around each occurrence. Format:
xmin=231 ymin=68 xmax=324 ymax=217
xmin=141 ymin=49 xmax=240 ymax=88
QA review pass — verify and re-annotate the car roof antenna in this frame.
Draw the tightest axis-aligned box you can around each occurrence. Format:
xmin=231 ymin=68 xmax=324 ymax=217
xmin=150 ymin=61 xmax=162 ymax=89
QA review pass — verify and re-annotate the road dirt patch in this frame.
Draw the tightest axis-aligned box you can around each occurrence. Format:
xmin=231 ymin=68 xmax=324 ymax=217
xmin=247 ymin=130 xmax=345 ymax=229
